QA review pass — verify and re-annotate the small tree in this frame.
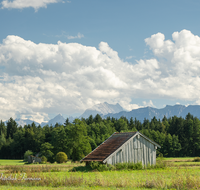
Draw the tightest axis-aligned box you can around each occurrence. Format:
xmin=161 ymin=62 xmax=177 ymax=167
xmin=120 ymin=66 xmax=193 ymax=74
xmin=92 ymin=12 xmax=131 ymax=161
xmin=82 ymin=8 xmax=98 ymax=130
xmin=0 ymin=133 xmax=6 ymax=149
xmin=41 ymin=156 xmax=47 ymax=164
xmin=56 ymin=152 xmax=68 ymax=163
xmin=40 ymin=142 xmax=54 ymax=161
xmin=24 ymin=150 xmax=33 ymax=161
xmin=68 ymin=119 xmax=92 ymax=161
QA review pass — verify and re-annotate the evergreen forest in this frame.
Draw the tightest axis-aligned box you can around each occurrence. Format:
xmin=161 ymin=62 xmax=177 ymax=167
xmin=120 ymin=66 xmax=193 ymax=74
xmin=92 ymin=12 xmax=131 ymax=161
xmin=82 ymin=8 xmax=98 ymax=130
xmin=0 ymin=113 xmax=200 ymax=161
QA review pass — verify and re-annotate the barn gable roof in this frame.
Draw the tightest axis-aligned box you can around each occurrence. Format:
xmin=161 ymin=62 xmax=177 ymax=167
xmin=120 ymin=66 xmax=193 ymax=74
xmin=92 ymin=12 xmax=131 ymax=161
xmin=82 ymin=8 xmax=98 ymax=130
xmin=81 ymin=131 xmax=161 ymax=163
xmin=81 ymin=132 xmax=136 ymax=162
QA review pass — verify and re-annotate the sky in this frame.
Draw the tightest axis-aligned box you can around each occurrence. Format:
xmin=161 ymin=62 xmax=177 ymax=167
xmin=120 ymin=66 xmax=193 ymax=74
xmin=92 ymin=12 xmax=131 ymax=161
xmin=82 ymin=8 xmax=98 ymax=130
xmin=1 ymin=0 xmax=200 ymax=123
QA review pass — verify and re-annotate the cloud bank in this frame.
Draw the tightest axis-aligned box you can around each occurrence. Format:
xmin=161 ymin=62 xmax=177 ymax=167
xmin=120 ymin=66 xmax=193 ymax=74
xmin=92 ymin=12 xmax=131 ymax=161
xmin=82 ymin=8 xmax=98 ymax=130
xmin=1 ymin=0 xmax=66 ymax=10
xmin=0 ymin=29 xmax=200 ymax=122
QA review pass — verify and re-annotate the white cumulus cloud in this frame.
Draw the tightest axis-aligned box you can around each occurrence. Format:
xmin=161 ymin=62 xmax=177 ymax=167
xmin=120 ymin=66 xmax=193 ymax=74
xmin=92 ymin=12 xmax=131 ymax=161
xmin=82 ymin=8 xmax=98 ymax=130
xmin=1 ymin=0 xmax=67 ymax=10
xmin=1 ymin=30 xmax=200 ymax=122
xmin=143 ymin=100 xmax=155 ymax=107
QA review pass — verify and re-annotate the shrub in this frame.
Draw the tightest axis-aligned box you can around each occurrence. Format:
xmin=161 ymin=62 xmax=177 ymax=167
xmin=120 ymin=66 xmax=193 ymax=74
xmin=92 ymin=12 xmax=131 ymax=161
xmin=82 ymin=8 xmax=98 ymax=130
xmin=130 ymin=162 xmax=143 ymax=170
xmin=115 ymin=163 xmax=128 ymax=170
xmin=89 ymin=161 xmax=114 ymax=171
xmin=56 ymin=152 xmax=68 ymax=163
xmin=154 ymin=160 xmax=167 ymax=169
xmin=41 ymin=156 xmax=47 ymax=164
xmin=24 ymin=150 xmax=33 ymax=162
xmin=89 ymin=161 xmax=100 ymax=169
xmin=115 ymin=162 xmax=143 ymax=170
xmin=193 ymin=157 xmax=200 ymax=162
xmin=89 ymin=161 xmax=146 ymax=171
xmin=134 ymin=162 xmax=143 ymax=170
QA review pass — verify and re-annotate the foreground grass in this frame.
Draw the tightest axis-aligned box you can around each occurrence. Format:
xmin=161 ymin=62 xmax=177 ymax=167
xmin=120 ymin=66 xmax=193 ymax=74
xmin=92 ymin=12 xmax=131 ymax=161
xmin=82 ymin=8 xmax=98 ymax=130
xmin=1 ymin=167 xmax=200 ymax=189
xmin=0 ymin=186 xmax=156 ymax=190
xmin=1 ymin=158 xmax=200 ymax=189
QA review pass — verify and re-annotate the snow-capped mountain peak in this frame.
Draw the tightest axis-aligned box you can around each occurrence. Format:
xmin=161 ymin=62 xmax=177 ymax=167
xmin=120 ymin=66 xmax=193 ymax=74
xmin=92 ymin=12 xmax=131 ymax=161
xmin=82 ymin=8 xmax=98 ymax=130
xmin=41 ymin=114 xmax=66 ymax=127
xmin=80 ymin=102 xmax=124 ymax=118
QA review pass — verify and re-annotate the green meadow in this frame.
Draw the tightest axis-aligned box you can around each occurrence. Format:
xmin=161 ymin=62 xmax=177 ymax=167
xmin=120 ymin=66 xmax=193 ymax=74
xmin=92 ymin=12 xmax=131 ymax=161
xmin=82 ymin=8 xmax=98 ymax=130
xmin=0 ymin=159 xmax=25 ymax=165
xmin=0 ymin=158 xmax=200 ymax=190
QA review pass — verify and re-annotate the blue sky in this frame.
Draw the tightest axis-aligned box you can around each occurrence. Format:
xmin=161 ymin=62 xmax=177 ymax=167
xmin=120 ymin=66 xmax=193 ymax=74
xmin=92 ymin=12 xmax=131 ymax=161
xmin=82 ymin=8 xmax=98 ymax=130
xmin=1 ymin=0 xmax=200 ymax=122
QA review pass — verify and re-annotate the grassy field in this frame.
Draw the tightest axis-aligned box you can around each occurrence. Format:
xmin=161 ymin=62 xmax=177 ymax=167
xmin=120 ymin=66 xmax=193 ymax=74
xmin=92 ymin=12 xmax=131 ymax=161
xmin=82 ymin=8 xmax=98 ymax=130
xmin=0 ymin=187 xmax=155 ymax=190
xmin=0 ymin=159 xmax=25 ymax=165
xmin=0 ymin=158 xmax=200 ymax=189
xmin=162 ymin=157 xmax=194 ymax=161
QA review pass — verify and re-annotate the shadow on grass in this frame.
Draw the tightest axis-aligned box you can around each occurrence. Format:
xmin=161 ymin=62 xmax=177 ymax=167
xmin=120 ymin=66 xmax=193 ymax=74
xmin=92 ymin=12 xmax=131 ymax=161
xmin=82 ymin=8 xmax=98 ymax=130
xmin=70 ymin=165 xmax=93 ymax=172
xmin=19 ymin=160 xmax=26 ymax=164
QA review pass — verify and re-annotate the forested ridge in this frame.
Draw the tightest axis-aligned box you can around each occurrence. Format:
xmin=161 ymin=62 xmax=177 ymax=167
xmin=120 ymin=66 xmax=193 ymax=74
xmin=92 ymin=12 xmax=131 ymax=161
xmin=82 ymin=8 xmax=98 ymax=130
xmin=0 ymin=113 xmax=200 ymax=161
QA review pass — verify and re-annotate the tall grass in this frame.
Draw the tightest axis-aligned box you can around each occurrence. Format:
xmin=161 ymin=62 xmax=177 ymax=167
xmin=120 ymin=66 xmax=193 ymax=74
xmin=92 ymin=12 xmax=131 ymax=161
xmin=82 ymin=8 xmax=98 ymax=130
xmin=2 ymin=165 xmax=66 ymax=173
xmin=115 ymin=162 xmax=143 ymax=170
xmin=1 ymin=169 xmax=200 ymax=189
xmin=1 ymin=158 xmax=200 ymax=189
xmin=6 ymin=165 xmax=61 ymax=173
xmin=143 ymin=170 xmax=200 ymax=189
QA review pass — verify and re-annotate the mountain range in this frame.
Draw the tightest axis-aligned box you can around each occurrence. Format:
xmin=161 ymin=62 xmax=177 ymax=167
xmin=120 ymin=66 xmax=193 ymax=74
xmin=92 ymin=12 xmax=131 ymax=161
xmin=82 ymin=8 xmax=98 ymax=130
xmin=15 ymin=118 xmax=40 ymax=126
xmin=41 ymin=114 xmax=66 ymax=127
xmin=5 ymin=103 xmax=200 ymax=127
xmin=79 ymin=102 xmax=124 ymax=118
xmin=104 ymin=104 xmax=200 ymax=121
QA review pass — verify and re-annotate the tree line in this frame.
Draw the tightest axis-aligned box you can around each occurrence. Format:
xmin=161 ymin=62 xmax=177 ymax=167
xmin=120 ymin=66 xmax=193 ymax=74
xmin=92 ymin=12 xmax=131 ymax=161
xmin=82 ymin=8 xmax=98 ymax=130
xmin=0 ymin=113 xmax=200 ymax=161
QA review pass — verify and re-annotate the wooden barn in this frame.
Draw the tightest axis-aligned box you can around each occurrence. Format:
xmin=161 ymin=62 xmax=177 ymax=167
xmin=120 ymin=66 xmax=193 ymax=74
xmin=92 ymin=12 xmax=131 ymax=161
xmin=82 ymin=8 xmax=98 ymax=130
xmin=81 ymin=132 xmax=161 ymax=166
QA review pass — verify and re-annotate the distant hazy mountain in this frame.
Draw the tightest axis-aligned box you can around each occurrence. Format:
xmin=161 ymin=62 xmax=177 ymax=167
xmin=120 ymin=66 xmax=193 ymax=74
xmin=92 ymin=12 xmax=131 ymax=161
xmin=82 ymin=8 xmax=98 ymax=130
xmin=80 ymin=102 xmax=124 ymax=118
xmin=10 ymin=114 xmax=73 ymax=127
xmin=105 ymin=105 xmax=200 ymax=121
xmin=15 ymin=118 xmax=40 ymax=126
xmin=41 ymin=114 xmax=66 ymax=127
xmin=8 ymin=104 xmax=200 ymax=127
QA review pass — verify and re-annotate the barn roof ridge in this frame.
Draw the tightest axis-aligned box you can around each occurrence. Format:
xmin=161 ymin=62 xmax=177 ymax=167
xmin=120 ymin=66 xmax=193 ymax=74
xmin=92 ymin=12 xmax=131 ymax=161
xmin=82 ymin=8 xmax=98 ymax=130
xmin=114 ymin=131 xmax=137 ymax=134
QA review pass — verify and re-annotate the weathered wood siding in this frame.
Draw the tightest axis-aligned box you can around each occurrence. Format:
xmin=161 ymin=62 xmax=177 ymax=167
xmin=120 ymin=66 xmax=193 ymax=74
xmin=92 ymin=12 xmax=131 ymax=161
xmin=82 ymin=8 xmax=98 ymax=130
xmin=106 ymin=134 xmax=157 ymax=166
